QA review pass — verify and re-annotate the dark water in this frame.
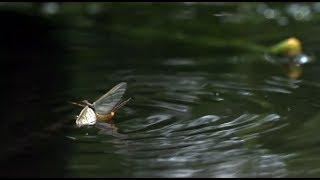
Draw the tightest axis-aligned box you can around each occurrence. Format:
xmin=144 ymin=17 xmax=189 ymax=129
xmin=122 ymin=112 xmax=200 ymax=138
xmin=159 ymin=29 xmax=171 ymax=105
xmin=1 ymin=2 xmax=320 ymax=178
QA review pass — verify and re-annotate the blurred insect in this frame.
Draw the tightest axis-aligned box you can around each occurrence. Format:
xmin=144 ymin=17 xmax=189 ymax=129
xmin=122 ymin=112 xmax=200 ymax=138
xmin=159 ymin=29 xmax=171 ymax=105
xmin=70 ymin=82 xmax=131 ymax=128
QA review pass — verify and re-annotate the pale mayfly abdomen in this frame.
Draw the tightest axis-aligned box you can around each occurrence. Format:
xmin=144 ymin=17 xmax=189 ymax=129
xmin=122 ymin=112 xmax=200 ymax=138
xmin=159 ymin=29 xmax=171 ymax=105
xmin=95 ymin=97 xmax=131 ymax=123
xmin=96 ymin=112 xmax=115 ymax=122
xmin=76 ymin=106 xmax=97 ymax=127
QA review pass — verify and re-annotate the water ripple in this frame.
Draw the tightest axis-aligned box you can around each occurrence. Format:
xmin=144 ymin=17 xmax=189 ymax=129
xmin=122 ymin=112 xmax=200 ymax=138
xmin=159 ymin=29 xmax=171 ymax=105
xmin=68 ymin=65 xmax=320 ymax=177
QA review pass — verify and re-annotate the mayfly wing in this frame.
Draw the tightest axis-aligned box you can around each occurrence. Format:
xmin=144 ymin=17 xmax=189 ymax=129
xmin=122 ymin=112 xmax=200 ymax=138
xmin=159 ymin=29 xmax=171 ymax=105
xmin=76 ymin=106 xmax=97 ymax=127
xmin=93 ymin=82 xmax=127 ymax=115
xmin=112 ymin=97 xmax=131 ymax=112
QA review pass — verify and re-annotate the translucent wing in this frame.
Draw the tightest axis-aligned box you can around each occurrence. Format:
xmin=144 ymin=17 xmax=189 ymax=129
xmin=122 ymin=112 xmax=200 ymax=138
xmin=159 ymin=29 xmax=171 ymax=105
xmin=93 ymin=82 xmax=127 ymax=115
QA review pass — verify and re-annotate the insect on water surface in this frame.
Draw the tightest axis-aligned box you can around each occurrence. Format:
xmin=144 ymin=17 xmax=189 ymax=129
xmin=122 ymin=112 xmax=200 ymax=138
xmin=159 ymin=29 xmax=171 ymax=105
xmin=71 ymin=82 xmax=131 ymax=127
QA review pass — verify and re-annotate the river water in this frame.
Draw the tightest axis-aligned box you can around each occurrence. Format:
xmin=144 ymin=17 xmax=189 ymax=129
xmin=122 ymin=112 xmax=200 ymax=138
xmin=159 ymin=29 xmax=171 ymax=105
xmin=1 ymin=2 xmax=320 ymax=178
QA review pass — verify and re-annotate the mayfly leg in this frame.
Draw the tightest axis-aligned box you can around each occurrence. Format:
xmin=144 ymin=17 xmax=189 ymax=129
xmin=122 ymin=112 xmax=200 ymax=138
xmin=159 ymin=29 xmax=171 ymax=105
xmin=82 ymin=100 xmax=94 ymax=108
xmin=69 ymin=101 xmax=87 ymax=108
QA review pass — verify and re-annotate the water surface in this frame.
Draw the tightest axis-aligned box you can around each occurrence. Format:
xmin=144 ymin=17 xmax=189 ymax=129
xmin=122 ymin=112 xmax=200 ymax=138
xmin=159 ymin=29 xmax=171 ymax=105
xmin=1 ymin=2 xmax=320 ymax=178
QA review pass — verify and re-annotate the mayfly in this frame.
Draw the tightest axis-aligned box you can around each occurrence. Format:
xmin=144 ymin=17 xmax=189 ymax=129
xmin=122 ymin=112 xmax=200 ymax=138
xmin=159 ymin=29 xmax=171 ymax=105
xmin=71 ymin=82 xmax=131 ymax=127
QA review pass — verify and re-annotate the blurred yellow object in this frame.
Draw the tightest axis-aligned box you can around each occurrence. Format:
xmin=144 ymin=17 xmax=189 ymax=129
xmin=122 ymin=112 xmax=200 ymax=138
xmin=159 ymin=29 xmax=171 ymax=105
xmin=270 ymin=37 xmax=302 ymax=57
xmin=285 ymin=63 xmax=303 ymax=79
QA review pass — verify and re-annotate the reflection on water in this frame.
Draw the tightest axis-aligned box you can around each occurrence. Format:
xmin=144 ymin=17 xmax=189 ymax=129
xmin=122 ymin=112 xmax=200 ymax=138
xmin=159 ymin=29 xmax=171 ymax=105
xmin=1 ymin=2 xmax=320 ymax=178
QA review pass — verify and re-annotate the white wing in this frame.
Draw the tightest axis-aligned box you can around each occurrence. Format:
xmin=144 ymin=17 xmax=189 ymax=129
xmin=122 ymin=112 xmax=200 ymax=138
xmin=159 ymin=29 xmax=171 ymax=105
xmin=76 ymin=106 xmax=96 ymax=127
xmin=93 ymin=82 xmax=127 ymax=115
